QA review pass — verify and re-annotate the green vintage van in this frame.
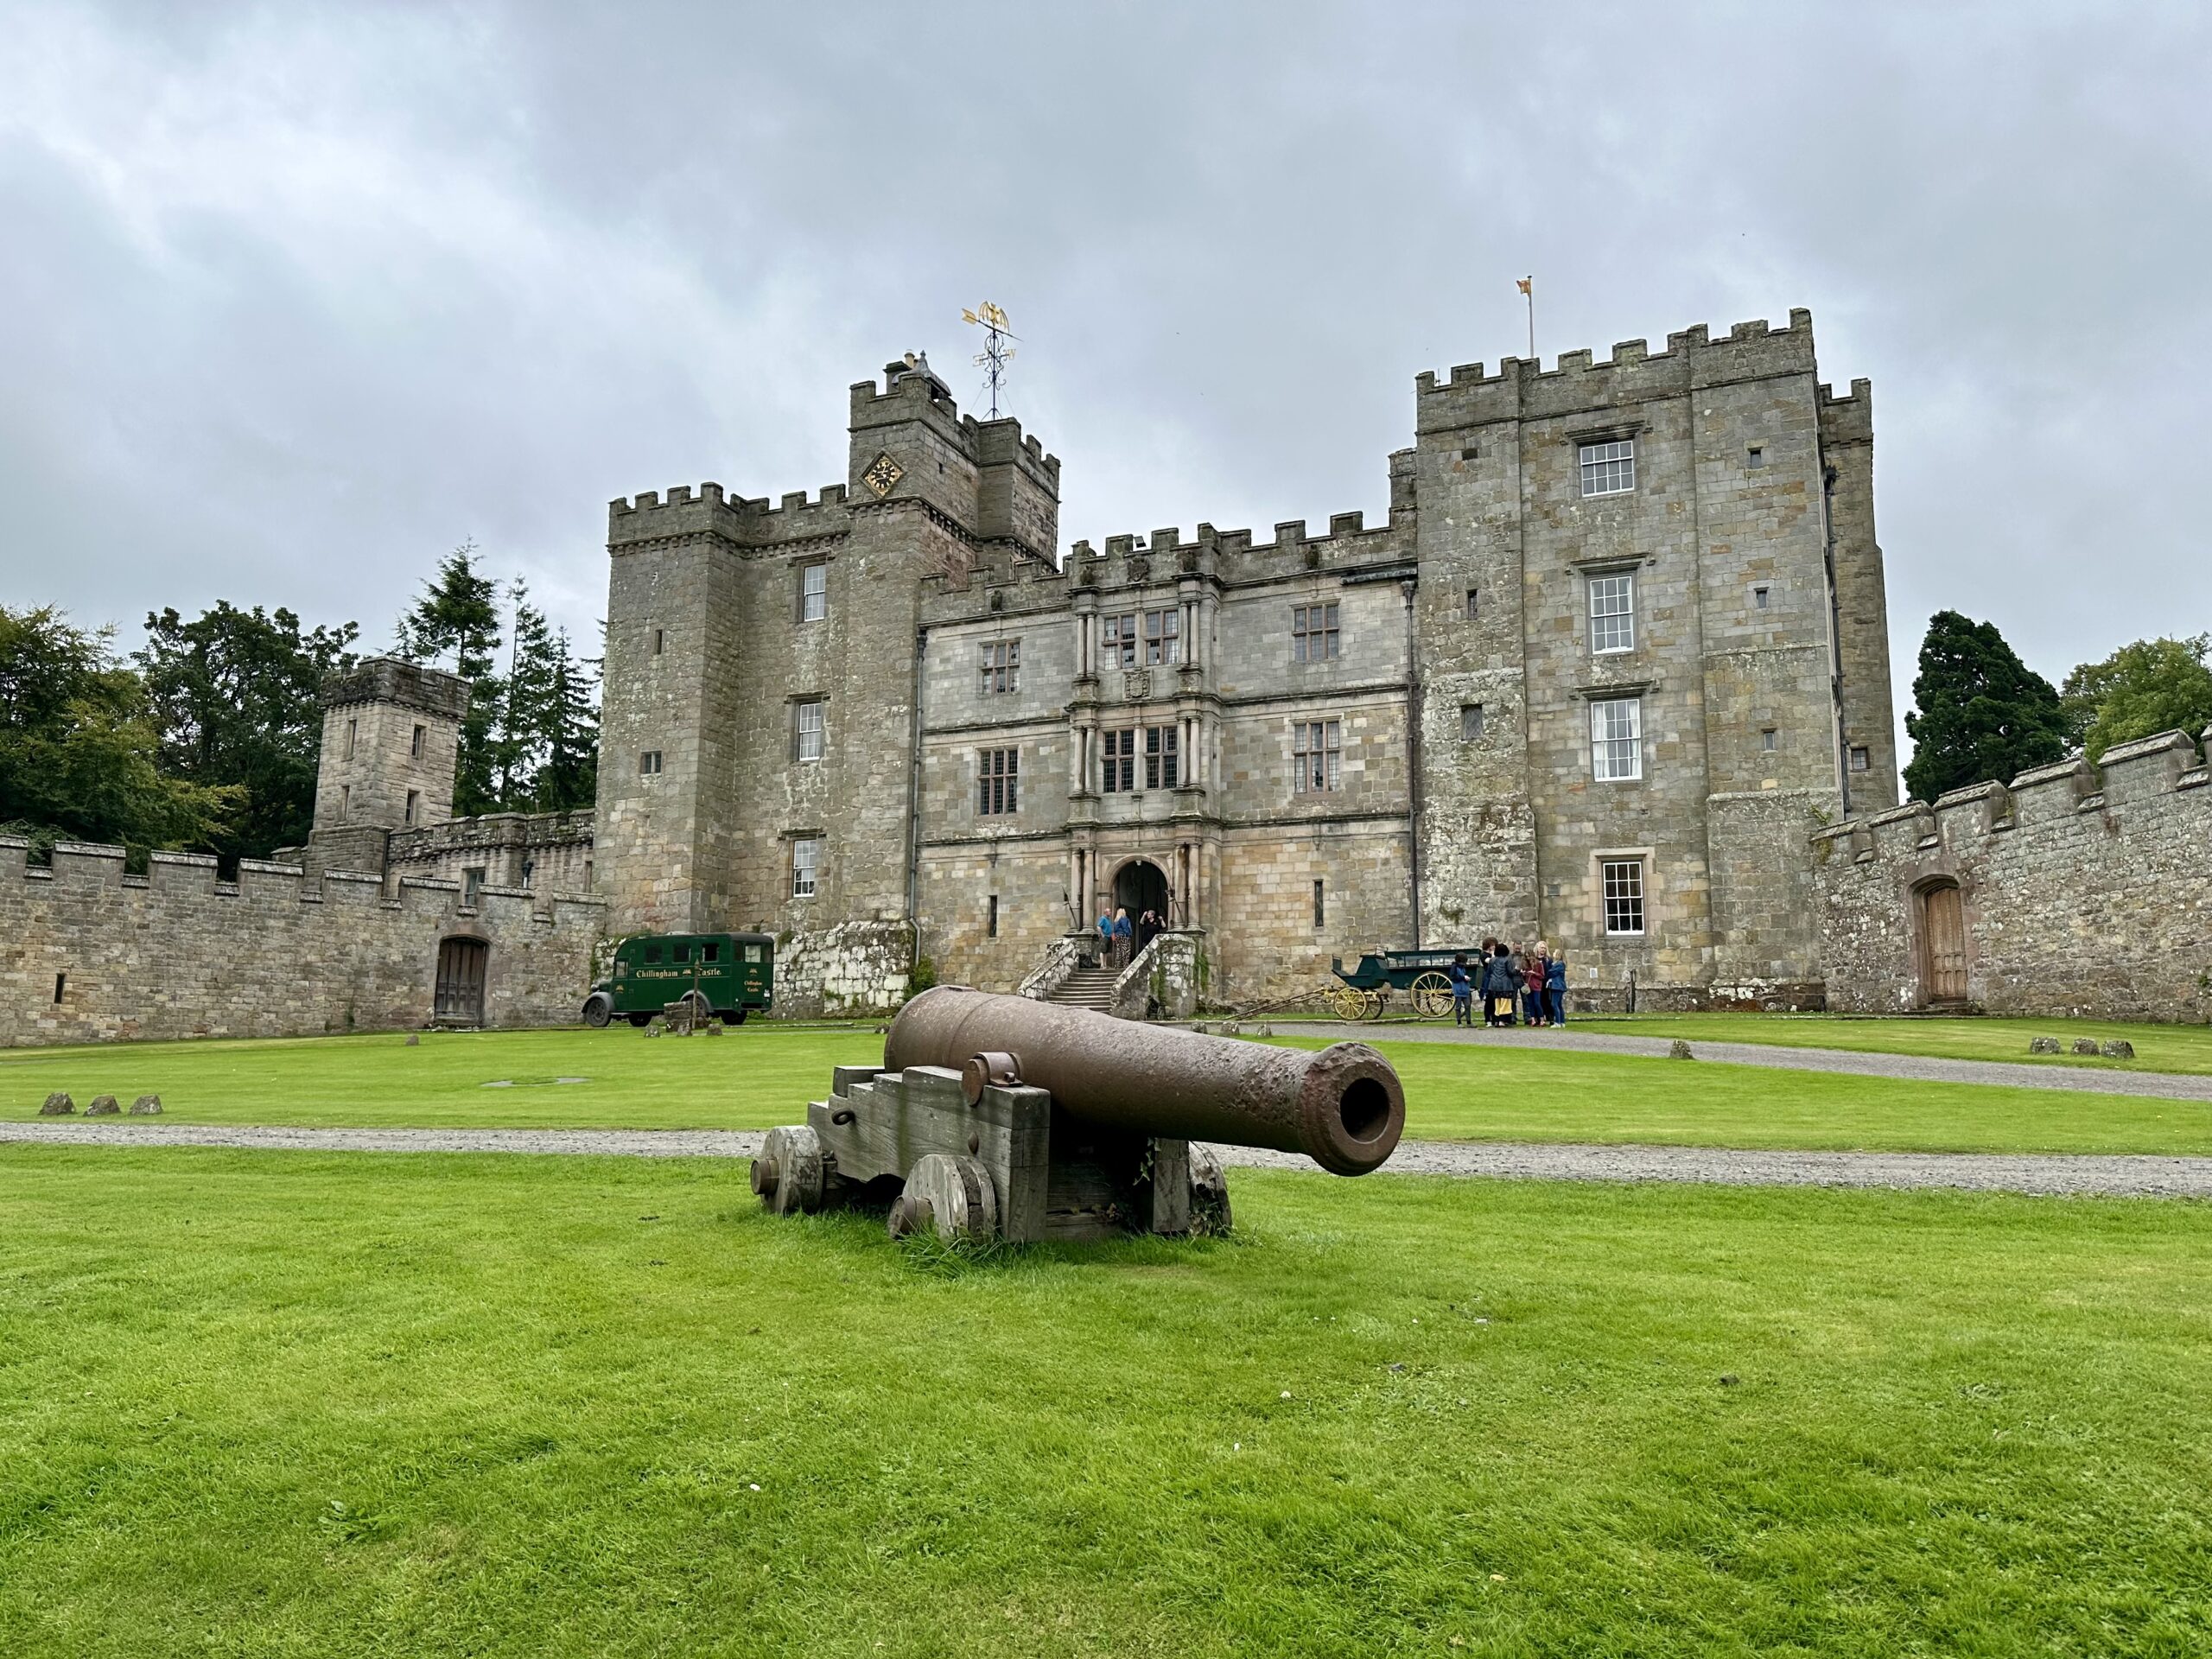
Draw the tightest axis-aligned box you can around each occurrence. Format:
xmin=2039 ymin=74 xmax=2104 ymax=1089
xmin=581 ymin=932 xmax=775 ymax=1027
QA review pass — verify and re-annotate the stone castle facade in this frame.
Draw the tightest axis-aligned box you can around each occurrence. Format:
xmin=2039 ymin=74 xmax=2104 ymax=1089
xmin=593 ymin=308 xmax=1900 ymax=1011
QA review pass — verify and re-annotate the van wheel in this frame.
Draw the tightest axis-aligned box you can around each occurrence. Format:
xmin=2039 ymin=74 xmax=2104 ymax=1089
xmin=582 ymin=993 xmax=613 ymax=1028
xmin=627 ymin=1013 xmax=652 ymax=1029
xmin=728 ymin=1007 xmax=749 ymax=1026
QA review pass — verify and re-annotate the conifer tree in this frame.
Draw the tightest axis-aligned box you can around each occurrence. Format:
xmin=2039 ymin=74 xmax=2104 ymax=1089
xmin=541 ymin=627 xmax=600 ymax=813
xmin=1902 ymin=610 xmax=2068 ymax=801
xmin=494 ymin=581 xmax=557 ymax=808
xmin=395 ymin=543 xmax=504 ymax=816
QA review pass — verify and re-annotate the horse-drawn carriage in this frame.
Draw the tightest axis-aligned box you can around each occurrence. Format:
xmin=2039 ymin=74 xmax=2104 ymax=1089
xmin=1327 ymin=947 xmax=1478 ymax=1020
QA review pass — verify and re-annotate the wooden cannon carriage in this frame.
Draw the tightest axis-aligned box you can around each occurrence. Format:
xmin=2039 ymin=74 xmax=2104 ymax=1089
xmin=751 ymin=987 xmax=1407 ymax=1243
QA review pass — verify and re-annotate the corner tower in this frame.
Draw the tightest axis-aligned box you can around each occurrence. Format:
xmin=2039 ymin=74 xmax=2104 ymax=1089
xmin=307 ymin=657 xmax=468 ymax=875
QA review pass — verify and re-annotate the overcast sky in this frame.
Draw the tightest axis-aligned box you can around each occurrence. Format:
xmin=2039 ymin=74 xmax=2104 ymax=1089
xmin=3 ymin=1 xmax=2208 ymax=738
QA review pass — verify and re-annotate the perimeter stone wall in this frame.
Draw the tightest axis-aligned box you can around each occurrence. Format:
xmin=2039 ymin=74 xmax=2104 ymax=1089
xmin=0 ymin=836 xmax=606 ymax=1047
xmin=1812 ymin=728 xmax=2212 ymax=1020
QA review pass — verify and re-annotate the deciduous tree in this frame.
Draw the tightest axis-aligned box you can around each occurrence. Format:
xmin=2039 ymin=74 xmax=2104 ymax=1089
xmin=2060 ymin=635 xmax=2212 ymax=763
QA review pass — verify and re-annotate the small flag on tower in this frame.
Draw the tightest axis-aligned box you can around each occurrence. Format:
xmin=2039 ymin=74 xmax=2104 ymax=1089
xmin=1516 ymin=277 xmax=1532 ymax=295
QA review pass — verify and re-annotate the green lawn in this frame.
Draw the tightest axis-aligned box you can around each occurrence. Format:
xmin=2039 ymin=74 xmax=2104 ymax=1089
xmin=1583 ymin=1012 xmax=2212 ymax=1075
xmin=9 ymin=1025 xmax=2212 ymax=1156
xmin=1 ymin=1147 xmax=2206 ymax=1656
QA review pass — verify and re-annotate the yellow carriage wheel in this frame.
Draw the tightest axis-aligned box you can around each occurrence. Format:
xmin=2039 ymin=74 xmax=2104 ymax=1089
xmin=1409 ymin=971 xmax=1456 ymax=1019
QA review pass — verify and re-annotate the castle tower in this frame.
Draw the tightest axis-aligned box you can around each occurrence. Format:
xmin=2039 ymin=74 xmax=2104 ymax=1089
xmin=307 ymin=657 xmax=468 ymax=876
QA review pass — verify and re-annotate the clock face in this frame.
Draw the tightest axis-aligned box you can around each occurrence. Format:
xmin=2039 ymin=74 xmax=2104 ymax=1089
xmin=862 ymin=452 xmax=905 ymax=498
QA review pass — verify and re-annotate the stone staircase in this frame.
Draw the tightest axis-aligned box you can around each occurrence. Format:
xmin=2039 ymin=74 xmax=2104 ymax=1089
xmin=1046 ymin=962 xmax=1122 ymax=1013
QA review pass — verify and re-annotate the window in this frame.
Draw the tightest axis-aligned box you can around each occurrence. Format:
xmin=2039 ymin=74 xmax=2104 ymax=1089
xmin=410 ymin=723 xmax=425 ymax=759
xmin=344 ymin=718 xmax=357 ymax=760
xmin=339 ymin=784 xmax=351 ymax=820
xmin=1102 ymin=613 xmax=1138 ymax=668
xmin=1747 ymin=445 xmax=1766 ymax=467
xmin=463 ymin=868 xmax=486 ymax=907
xmin=1753 ymin=584 xmax=1770 ymax=610
xmin=791 ymin=836 xmax=821 ymax=898
xmin=639 ymin=750 xmax=662 ymax=776
xmin=1850 ymin=746 xmax=1872 ymax=772
xmin=404 ymin=790 xmax=420 ymax=825
xmin=1101 ymin=728 xmax=1136 ymax=792
xmin=1465 ymin=588 xmax=1479 ymax=620
xmin=702 ymin=942 xmax=720 ymax=963
xmin=1590 ymin=697 xmax=1642 ymax=781
xmin=1459 ymin=703 xmax=1484 ymax=742
xmin=652 ymin=628 xmax=665 ymax=655
xmin=978 ymin=747 xmax=1019 ymax=815
xmin=1579 ymin=438 xmax=1636 ymax=497
xmin=1294 ymin=720 xmax=1342 ymax=792
xmin=1588 ymin=574 xmax=1636 ymax=654
xmin=980 ymin=639 xmax=1020 ymax=695
xmin=672 ymin=942 xmax=690 ymax=963
xmin=1145 ymin=608 xmax=1180 ymax=665
xmin=798 ymin=563 xmax=828 ymax=623
xmin=643 ymin=944 xmax=662 ymax=963
xmin=1293 ymin=603 xmax=1340 ymax=663
xmin=520 ymin=858 xmax=534 ymax=888
xmin=1313 ymin=878 xmax=1325 ymax=929
xmin=743 ymin=943 xmax=766 ymax=963
xmin=1145 ymin=725 xmax=1179 ymax=789
xmin=1460 ymin=443 xmax=1479 ymax=461
xmin=987 ymin=894 xmax=999 ymax=938
xmin=795 ymin=700 xmax=824 ymax=762
xmin=1761 ymin=728 xmax=1777 ymax=753
xmin=1602 ymin=860 xmax=1646 ymax=935
xmin=53 ymin=971 xmax=65 ymax=1005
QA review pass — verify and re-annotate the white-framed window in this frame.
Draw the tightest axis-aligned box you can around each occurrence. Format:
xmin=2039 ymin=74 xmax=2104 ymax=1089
xmin=1145 ymin=608 xmax=1180 ymax=665
xmin=798 ymin=563 xmax=828 ymax=623
xmin=1588 ymin=573 xmax=1636 ymax=654
xmin=463 ymin=867 xmax=486 ymax=907
xmin=1579 ymin=438 xmax=1636 ymax=497
xmin=1850 ymin=746 xmax=1872 ymax=772
xmin=1601 ymin=859 xmax=1645 ymax=935
xmin=639 ymin=750 xmax=662 ymax=775
xmin=1590 ymin=697 xmax=1642 ymax=781
xmin=1459 ymin=703 xmax=1484 ymax=742
xmin=1294 ymin=719 xmax=1342 ymax=792
xmin=1145 ymin=725 xmax=1179 ymax=789
xmin=980 ymin=639 xmax=1020 ymax=695
xmin=1102 ymin=613 xmax=1138 ymax=668
xmin=978 ymin=747 xmax=1019 ymax=815
xmin=1101 ymin=728 xmax=1136 ymax=792
xmin=1293 ymin=603 xmax=1340 ymax=663
xmin=795 ymin=700 xmax=824 ymax=762
xmin=791 ymin=836 xmax=821 ymax=898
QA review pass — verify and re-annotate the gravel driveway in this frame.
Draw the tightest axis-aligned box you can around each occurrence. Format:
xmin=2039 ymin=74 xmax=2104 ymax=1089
xmin=8 ymin=1121 xmax=2210 ymax=1199
xmin=1262 ymin=1022 xmax=2212 ymax=1103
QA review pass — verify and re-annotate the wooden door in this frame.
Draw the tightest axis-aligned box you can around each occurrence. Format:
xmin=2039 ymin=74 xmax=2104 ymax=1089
xmin=435 ymin=938 xmax=488 ymax=1025
xmin=1921 ymin=885 xmax=1967 ymax=1004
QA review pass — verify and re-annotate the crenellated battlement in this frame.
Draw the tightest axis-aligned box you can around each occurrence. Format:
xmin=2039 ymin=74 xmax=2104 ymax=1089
xmin=1812 ymin=728 xmax=2212 ymax=1020
xmin=607 ymin=479 xmax=855 ymax=550
xmin=3 ymin=832 xmax=607 ymax=1046
xmin=1817 ymin=378 xmax=1874 ymax=446
xmin=1415 ymin=308 xmax=1821 ymax=432
xmin=1064 ymin=498 xmax=1412 ymax=591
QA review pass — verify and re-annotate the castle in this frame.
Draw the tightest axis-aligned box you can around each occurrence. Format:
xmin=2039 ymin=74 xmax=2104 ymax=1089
xmin=14 ymin=308 xmax=2211 ymax=1047
xmin=582 ymin=308 xmax=1898 ymax=1011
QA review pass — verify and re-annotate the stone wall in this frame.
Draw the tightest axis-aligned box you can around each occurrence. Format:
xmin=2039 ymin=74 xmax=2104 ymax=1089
xmin=1812 ymin=728 xmax=2212 ymax=1020
xmin=390 ymin=810 xmax=595 ymax=895
xmin=0 ymin=837 xmax=606 ymax=1047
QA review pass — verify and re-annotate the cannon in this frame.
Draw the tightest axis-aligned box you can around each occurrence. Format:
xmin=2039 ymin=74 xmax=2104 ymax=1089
xmin=751 ymin=985 xmax=1406 ymax=1243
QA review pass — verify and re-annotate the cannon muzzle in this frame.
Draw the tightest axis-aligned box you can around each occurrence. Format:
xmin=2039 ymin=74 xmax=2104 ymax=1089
xmin=883 ymin=987 xmax=1404 ymax=1176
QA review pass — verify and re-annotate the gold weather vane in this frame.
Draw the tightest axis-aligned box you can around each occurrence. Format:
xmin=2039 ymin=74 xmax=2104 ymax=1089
xmin=962 ymin=302 xmax=1020 ymax=418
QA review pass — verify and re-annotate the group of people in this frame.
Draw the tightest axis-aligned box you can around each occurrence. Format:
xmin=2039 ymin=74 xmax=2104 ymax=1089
xmin=1446 ymin=939 xmax=1566 ymax=1028
xmin=1095 ymin=906 xmax=1168 ymax=971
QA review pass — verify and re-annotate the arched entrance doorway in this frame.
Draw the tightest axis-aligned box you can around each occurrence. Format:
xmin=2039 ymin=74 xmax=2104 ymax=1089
xmin=1917 ymin=880 xmax=1968 ymax=1006
xmin=435 ymin=936 xmax=489 ymax=1025
xmin=1113 ymin=858 xmax=1171 ymax=924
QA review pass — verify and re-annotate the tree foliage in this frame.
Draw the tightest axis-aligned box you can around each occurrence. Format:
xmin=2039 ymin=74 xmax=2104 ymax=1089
xmin=2060 ymin=635 xmax=2212 ymax=764
xmin=1901 ymin=610 xmax=2068 ymax=802
xmin=396 ymin=544 xmax=505 ymax=816
xmin=137 ymin=602 xmax=359 ymax=859
xmin=0 ymin=607 xmax=238 ymax=856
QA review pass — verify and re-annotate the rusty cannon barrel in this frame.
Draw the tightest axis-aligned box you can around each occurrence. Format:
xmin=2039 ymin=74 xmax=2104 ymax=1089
xmin=883 ymin=986 xmax=1404 ymax=1176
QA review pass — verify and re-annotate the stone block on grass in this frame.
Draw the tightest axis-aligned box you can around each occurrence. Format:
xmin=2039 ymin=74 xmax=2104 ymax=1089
xmin=84 ymin=1094 xmax=120 ymax=1116
xmin=2072 ymin=1039 xmax=2101 ymax=1056
xmin=130 ymin=1094 xmax=162 ymax=1115
xmin=2101 ymin=1039 xmax=2136 ymax=1059
xmin=39 ymin=1091 xmax=73 ymax=1116
xmin=2028 ymin=1036 xmax=2061 ymax=1054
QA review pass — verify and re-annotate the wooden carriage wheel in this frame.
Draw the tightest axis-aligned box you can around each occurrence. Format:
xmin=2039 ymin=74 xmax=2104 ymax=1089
xmin=1409 ymin=971 xmax=1456 ymax=1019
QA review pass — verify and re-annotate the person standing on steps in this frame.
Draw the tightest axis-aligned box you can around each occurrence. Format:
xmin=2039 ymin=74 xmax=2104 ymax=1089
xmin=1096 ymin=904 xmax=1115 ymax=969
xmin=1111 ymin=907 xmax=1134 ymax=970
